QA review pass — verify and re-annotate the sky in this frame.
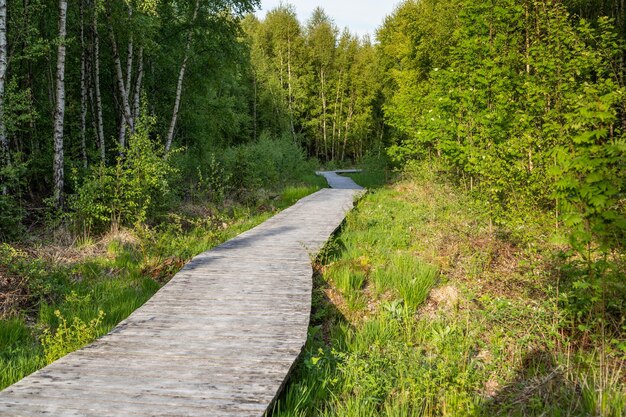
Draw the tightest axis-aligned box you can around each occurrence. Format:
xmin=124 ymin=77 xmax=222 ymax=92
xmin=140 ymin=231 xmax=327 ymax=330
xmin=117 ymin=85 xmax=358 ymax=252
xmin=255 ymin=0 xmax=401 ymax=38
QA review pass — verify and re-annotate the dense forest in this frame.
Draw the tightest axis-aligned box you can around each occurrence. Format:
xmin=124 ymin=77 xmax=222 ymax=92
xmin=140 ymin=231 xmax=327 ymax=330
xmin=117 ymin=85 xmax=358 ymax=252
xmin=0 ymin=0 xmax=624 ymax=415
xmin=0 ymin=0 xmax=383 ymax=238
xmin=380 ymin=0 xmax=626 ymax=309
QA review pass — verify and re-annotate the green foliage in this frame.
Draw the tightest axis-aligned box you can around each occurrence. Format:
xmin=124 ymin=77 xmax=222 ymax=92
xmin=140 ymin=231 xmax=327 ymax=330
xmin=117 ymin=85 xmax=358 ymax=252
xmin=0 ymin=319 xmax=44 ymax=391
xmin=197 ymin=155 xmax=229 ymax=204
xmin=558 ymin=256 xmax=625 ymax=342
xmin=243 ymin=6 xmax=384 ymax=162
xmin=553 ymin=125 xmax=626 ymax=253
xmin=0 ymin=240 xmax=157 ymax=388
xmin=380 ymin=0 xmax=625 ymax=230
xmin=0 ymin=156 xmax=27 ymax=240
xmin=379 ymin=0 xmax=626 ymax=336
xmin=40 ymin=308 xmax=105 ymax=364
xmin=222 ymin=133 xmax=317 ymax=197
xmin=373 ymin=253 xmax=438 ymax=311
xmin=70 ymin=113 xmax=174 ymax=232
xmin=348 ymin=152 xmax=393 ymax=189
xmin=0 ymin=243 xmax=69 ymax=307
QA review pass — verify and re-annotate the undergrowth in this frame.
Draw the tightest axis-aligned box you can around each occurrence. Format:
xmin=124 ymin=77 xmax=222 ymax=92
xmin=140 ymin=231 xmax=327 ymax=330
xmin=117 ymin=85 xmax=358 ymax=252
xmin=270 ymin=168 xmax=624 ymax=416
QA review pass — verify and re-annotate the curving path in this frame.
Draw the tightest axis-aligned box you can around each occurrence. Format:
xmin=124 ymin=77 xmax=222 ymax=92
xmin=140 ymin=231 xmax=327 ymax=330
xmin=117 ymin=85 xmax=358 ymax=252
xmin=0 ymin=172 xmax=363 ymax=417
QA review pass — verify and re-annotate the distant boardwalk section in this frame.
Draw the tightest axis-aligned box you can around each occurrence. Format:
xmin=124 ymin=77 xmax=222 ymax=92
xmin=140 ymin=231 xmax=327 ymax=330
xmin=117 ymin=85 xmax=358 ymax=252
xmin=316 ymin=170 xmax=364 ymax=190
xmin=0 ymin=173 xmax=363 ymax=417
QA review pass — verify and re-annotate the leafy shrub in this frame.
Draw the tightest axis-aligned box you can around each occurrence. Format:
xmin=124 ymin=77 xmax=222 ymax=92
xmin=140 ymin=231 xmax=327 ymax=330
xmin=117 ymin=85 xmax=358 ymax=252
xmin=222 ymin=133 xmax=316 ymax=194
xmin=0 ymin=244 xmax=69 ymax=310
xmin=40 ymin=309 xmax=105 ymax=364
xmin=70 ymin=113 xmax=174 ymax=232
xmin=550 ymin=77 xmax=626 ymax=337
xmin=552 ymin=92 xmax=626 ymax=255
xmin=0 ymin=194 xmax=24 ymax=241
xmin=195 ymin=155 xmax=229 ymax=203
xmin=351 ymin=152 xmax=392 ymax=188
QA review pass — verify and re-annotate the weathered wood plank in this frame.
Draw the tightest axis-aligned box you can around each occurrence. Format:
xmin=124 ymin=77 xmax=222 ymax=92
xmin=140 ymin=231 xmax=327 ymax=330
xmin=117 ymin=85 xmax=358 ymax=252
xmin=0 ymin=172 xmax=363 ymax=416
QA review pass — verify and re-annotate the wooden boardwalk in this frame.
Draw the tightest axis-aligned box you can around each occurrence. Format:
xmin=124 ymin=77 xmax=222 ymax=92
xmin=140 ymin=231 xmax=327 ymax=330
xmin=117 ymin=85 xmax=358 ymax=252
xmin=0 ymin=172 xmax=363 ymax=417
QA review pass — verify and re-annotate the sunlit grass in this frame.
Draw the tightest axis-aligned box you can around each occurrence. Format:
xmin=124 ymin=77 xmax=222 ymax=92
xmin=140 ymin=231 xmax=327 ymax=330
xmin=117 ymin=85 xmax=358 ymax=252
xmin=345 ymin=170 xmax=389 ymax=189
xmin=372 ymin=253 xmax=438 ymax=311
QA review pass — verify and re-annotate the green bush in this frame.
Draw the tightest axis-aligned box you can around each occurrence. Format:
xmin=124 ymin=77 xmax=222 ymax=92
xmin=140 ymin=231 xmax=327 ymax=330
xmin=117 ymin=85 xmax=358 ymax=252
xmin=40 ymin=309 xmax=105 ymax=364
xmin=0 ymin=194 xmax=24 ymax=241
xmin=222 ymin=133 xmax=316 ymax=193
xmin=196 ymin=155 xmax=229 ymax=203
xmin=70 ymin=113 xmax=174 ymax=232
xmin=0 ymin=243 xmax=69 ymax=308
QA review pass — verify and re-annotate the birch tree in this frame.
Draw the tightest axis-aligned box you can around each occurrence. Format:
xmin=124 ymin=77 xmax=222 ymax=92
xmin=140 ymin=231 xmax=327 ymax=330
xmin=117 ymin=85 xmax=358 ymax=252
xmin=262 ymin=6 xmax=304 ymax=142
xmin=52 ymin=0 xmax=68 ymax=208
xmin=133 ymin=47 xmax=144 ymax=120
xmin=118 ymin=6 xmax=134 ymax=148
xmin=106 ymin=2 xmax=134 ymax=149
xmin=165 ymin=0 xmax=200 ymax=153
xmin=79 ymin=0 xmax=88 ymax=168
xmin=0 ymin=0 xmax=8 ymax=191
xmin=306 ymin=8 xmax=337 ymax=159
xmin=92 ymin=0 xmax=105 ymax=161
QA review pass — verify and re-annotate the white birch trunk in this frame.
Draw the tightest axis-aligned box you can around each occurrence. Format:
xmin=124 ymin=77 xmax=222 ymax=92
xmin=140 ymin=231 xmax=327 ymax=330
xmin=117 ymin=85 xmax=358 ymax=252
xmin=341 ymin=101 xmax=354 ymax=162
xmin=165 ymin=0 xmax=199 ymax=153
xmin=53 ymin=0 xmax=68 ymax=208
xmin=336 ymin=77 xmax=345 ymax=159
xmin=331 ymin=69 xmax=343 ymax=151
xmin=92 ymin=2 xmax=105 ymax=162
xmin=124 ymin=17 xmax=133 ymax=96
xmin=132 ymin=47 xmax=143 ymax=120
xmin=0 ymin=0 xmax=9 ymax=190
xmin=79 ymin=0 xmax=88 ymax=168
xmin=119 ymin=7 xmax=133 ymax=147
xmin=107 ymin=6 xmax=133 ymax=148
xmin=0 ymin=0 xmax=8 ymax=194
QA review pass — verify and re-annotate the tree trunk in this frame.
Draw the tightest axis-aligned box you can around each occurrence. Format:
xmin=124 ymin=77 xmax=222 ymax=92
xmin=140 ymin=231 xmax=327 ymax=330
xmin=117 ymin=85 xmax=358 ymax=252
xmin=53 ymin=0 xmax=68 ymax=208
xmin=0 ymin=0 xmax=8 ymax=195
xmin=336 ymin=78 xmax=345 ymax=159
xmin=79 ymin=0 xmax=88 ymax=168
xmin=107 ymin=5 xmax=134 ymax=148
xmin=252 ymin=72 xmax=257 ymax=141
xmin=132 ymin=47 xmax=144 ymax=120
xmin=321 ymin=67 xmax=327 ymax=160
xmin=165 ymin=0 xmax=200 ymax=153
xmin=286 ymin=36 xmax=296 ymax=142
xmin=119 ymin=7 xmax=133 ymax=147
xmin=92 ymin=1 xmax=105 ymax=162
xmin=341 ymin=100 xmax=354 ymax=162
xmin=332 ymin=69 xmax=343 ymax=145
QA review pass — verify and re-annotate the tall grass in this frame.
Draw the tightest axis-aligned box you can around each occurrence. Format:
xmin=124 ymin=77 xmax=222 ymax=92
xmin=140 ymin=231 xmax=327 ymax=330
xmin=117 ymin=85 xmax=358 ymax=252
xmin=373 ymin=253 xmax=438 ymax=310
